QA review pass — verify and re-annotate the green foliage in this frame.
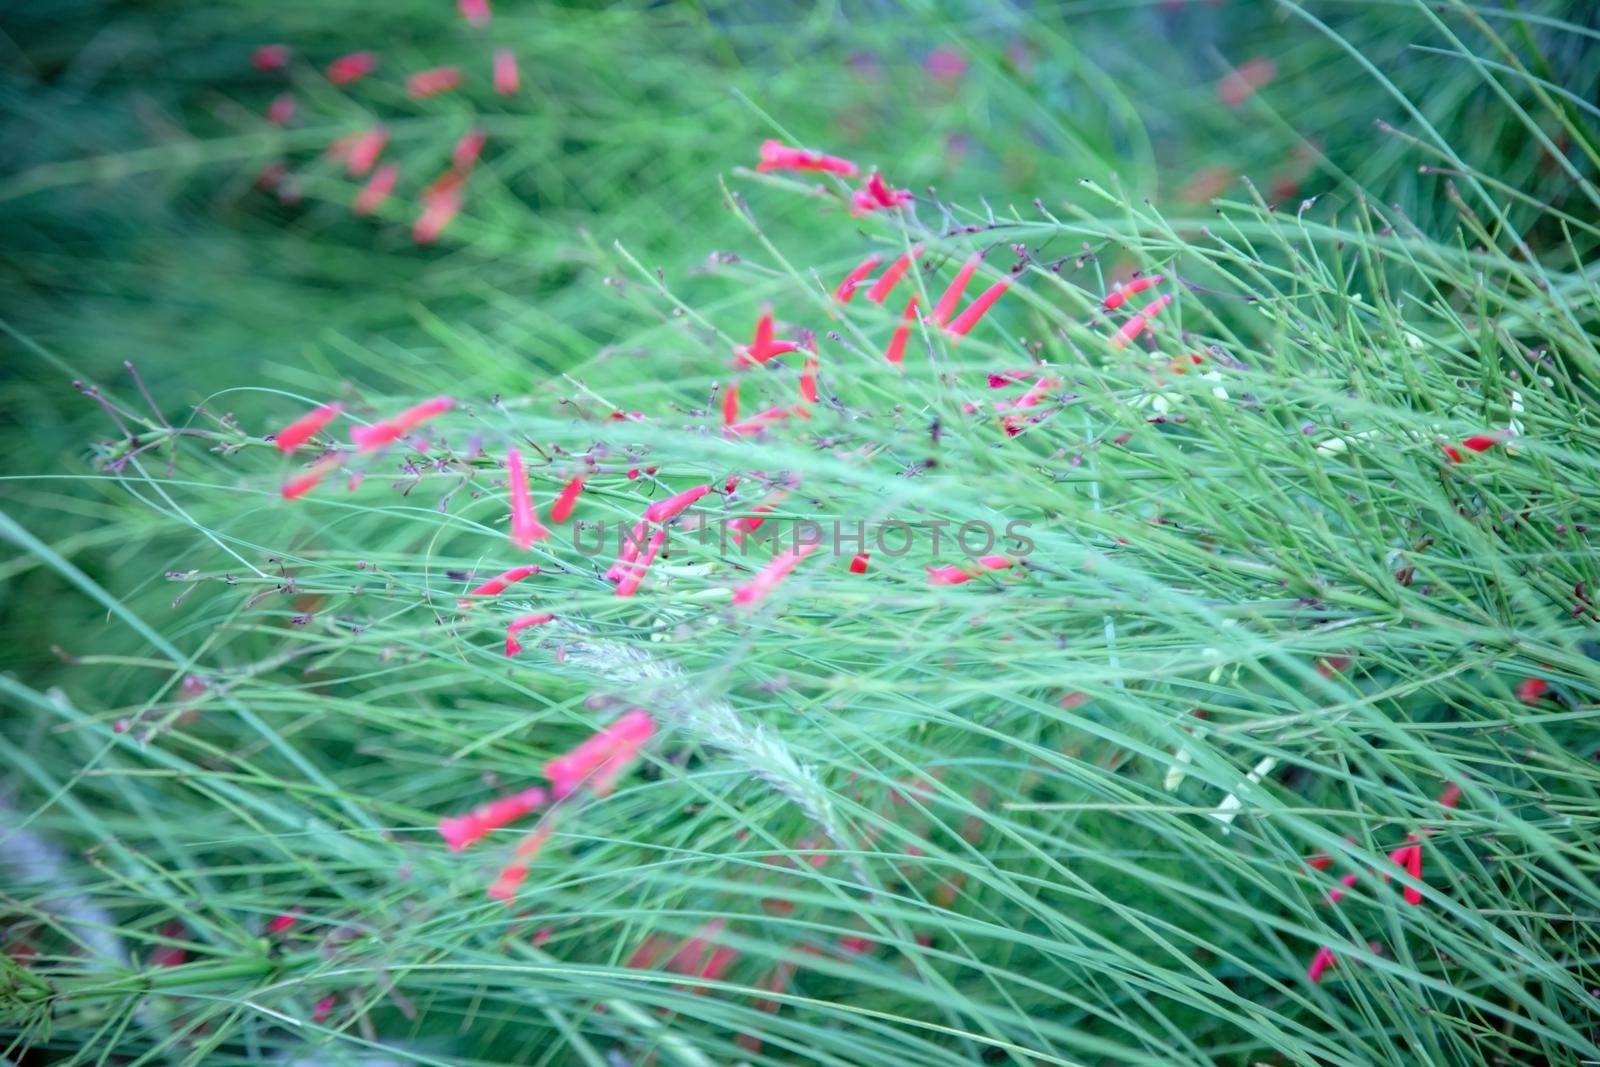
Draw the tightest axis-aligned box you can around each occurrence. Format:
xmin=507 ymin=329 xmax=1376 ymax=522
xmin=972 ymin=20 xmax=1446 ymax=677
xmin=3 ymin=2 xmax=1598 ymax=1064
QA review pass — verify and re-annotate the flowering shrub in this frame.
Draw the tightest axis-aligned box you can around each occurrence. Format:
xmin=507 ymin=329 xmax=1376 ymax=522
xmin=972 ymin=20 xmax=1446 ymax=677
xmin=4 ymin=2 xmax=1598 ymax=1065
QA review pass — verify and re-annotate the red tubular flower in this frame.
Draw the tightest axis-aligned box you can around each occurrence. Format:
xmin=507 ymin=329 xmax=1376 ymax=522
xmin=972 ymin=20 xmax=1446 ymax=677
xmin=946 ymin=276 xmax=1014 ymax=338
xmin=505 ymin=612 xmax=554 ymax=655
xmin=463 ymin=564 xmax=540 ymax=599
xmin=1307 ymin=945 xmax=1337 ymax=983
xmin=733 ymin=544 xmax=819 ymax=606
xmin=253 ymin=45 xmax=290 ymax=71
xmin=735 ymin=308 xmax=802 ymax=366
xmin=926 ymin=554 xmax=1013 ymax=585
xmin=644 ymin=484 xmax=713 ymax=523
xmin=452 ymin=129 xmax=487 ymax=172
xmin=722 ymin=379 xmax=740 ymax=425
xmin=1219 ymin=57 xmax=1277 ymax=108
xmin=407 ymin=66 xmax=463 ymax=100
xmin=350 ymin=396 xmax=453 ymax=451
xmin=550 ymin=475 xmax=584 ymax=523
xmin=1108 ymin=294 xmax=1173 ymax=350
xmin=1442 ymin=433 xmax=1504 ymax=463
xmin=931 ymin=255 xmax=980 ymax=326
xmin=354 ymin=163 xmax=399 ymax=216
xmin=267 ymin=93 xmax=296 ymax=125
xmin=438 ymin=786 xmax=547 ymax=851
xmin=615 ymin=528 xmax=666 ymax=597
xmin=988 ymin=369 xmax=1039 ymax=388
xmin=346 ymin=125 xmax=388 ymax=177
xmin=545 ymin=709 xmax=656 ymax=799
xmin=1516 ymin=677 xmax=1550 ymax=703
xmin=327 ymin=52 xmax=378 ymax=86
xmin=848 ymin=552 xmax=870 ymax=574
xmin=1000 ymin=376 xmax=1061 ymax=413
xmin=1438 ymin=781 xmax=1462 ymax=809
xmin=725 ymin=406 xmax=794 ymax=436
xmin=1102 ymin=274 xmax=1165 ymax=311
xmin=850 ymin=171 xmax=912 ymax=215
xmin=312 ymin=995 xmax=336 ymax=1023
xmin=487 ymin=821 xmax=555 ymax=902
xmin=1326 ymin=871 xmax=1359 ymax=905
xmin=1400 ymin=839 xmax=1424 ymax=905
xmin=493 ymin=48 xmax=519 ymax=95
xmin=281 ymin=457 xmax=339 ymax=500
xmin=268 ymin=913 xmax=299 ymax=934
xmin=865 ymin=246 xmax=922 ymax=305
xmin=756 ymin=139 xmax=859 ymax=177
xmin=799 ymin=353 xmax=819 ymax=404
xmin=507 ymin=448 xmax=549 ymax=549
xmin=274 ymin=404 xmax=342 ymax=453
xmin=605 ymin=521 xmax=652 ymax=582
xmin=458 ymin=0 xmax=491 ymax=25
xmin=834 ymin=254 xmax=882 ymax=303
xmin=884 ymin=295 xmax=920 ymax=365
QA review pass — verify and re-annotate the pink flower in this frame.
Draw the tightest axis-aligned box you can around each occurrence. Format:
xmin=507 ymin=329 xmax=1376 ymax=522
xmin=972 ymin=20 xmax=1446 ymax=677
xmin=1306 ymin=945 xmax=1337 ymax=983
xmin=506 ymin=448 xmax=549 ymax=549
xmin=326 ymin=52 xmax=378 ymax=86
xmin=884 ymin=295 xmax=919 ymax=366
xmin=756 ymin=139 xmax=859 ymax=177
xmin=268 ymin=913 xmax=300 ymax=934
xmin=274 ymin=404 xmax=342 ymax=453
xmin=865 ymin=245 xmax=922 ymax=304
xmin=353 ymin=163 xmax=399 ymax=216
xmin=614 ymin=528 xmax=666 ymax=597
xmin=506 ymin=612 xmax=554 ymax=656
xmin=1516 ymin=677 xmax=1550 ymax=703
xmin=349 ymin=396 xmax=453 ymax=451
xmin=545 ymin=709 xmax=655 ymax=799
xmin=267 ymin=93 xmax=296 ymax=125
xmin=252 ymin=45 xmax=290 ymax=72
xmin=452 ymin=129 xmax=487 ymax=172
xmin=849 ymin=553 xmax=870 ymax=574
xmin=834 ymin=254 xmax=882 ymax=302
xmin=926 ymin=555 xmax=1013 ymax=585
xmin=850 ymin=171 xmax=913 ymax=215
xmin=1103 ymin=274 xmax=1165 ymax=311
xmin=345 ymin=126 xmax=388 ymax=177
xmin=406 ymin=66 xmax=463 ymax=100
xmin=932 ymin=255 xmax=981 ymax=326
xmin=487 ymin=821 xmax=556 ymax=902
xmin=735 ymin=308 xmax=802 ymax=367
xmin=1219 ymin=57 xmax=1277 ymax=108
xmin=924 ymin=46 xmax=969 ymax=86
xmin=458 ymin=0 xmax=491 ymax=26
xmin=413 ymin=174 xmax=464 ymax=244
xmin=462 ymin=564 xmax=540 ymax=599
xmin=493 ymin=48 xmax=520 ymax=95
xmin=1108 ymin=294 xmax=1173 ymax=350
xmin=721 ymin=379 xmax=743 ymax=425
xmin=550 ymin=475 xmax=585 ymax=523
xmin=312 ymin=995 xmax=336 ymax=1023
xmin=644 ymin=484 xmax=713 ymax=523
xmin=732 ymin=544 xmax=819 ymax=606
xmin=438 ymin=786 xmax=546 ymax=851
xmin=946 ymin=276 xmax=1014 ymax=338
